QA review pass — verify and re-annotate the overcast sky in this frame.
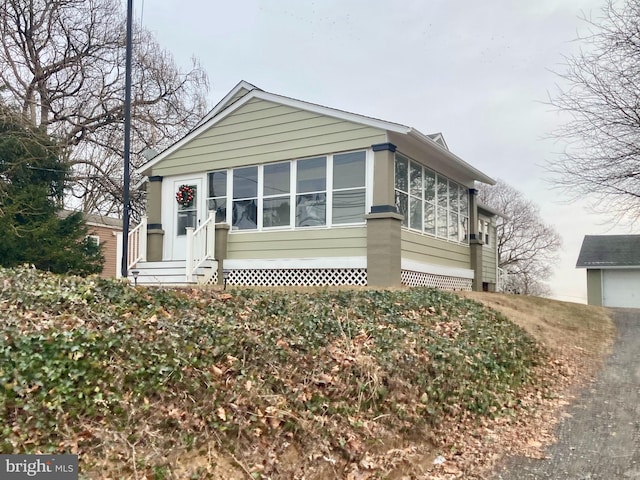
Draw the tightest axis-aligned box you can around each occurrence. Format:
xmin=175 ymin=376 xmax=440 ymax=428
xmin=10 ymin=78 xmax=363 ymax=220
xmin=139 ymin=0 xmax=627 ymax=303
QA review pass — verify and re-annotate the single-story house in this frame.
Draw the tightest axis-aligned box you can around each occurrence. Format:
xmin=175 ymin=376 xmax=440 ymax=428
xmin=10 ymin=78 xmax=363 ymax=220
xmin=576 ymin=235 xmax=640 ymax=308
xmin=60 ymin=210 xmax=123 ymax=278
xmin=128 ymin=80 xmax=499 ymax=290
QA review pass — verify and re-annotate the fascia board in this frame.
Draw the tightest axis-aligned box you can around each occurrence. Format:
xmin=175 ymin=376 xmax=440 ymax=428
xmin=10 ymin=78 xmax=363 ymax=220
xmin=256 ymin=90 xmax=411 ymax=134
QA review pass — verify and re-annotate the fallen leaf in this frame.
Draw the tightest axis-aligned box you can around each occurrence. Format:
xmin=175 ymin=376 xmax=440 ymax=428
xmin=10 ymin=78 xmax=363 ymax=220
xmin=216 ymin=407 xmax=226 ymax=421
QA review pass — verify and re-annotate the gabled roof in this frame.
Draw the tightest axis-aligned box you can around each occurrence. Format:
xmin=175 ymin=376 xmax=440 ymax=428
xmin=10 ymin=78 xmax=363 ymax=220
xmin=59 ymin=210 xmax=122 ymax=229
xmin=427 ymin=133 xmax=449 ymax=150
xmin=576 ymin=235 xmax=640 ymax=268
xmin=139 ymin=81 xmax=495 ymax=185
xmin=192 ymin=80 xmax=260 ymax=130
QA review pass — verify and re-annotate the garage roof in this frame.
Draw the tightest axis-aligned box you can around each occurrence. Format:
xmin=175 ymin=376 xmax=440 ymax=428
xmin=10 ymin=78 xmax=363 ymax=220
xmin=576 ymin=235 xmax=640 ymax=268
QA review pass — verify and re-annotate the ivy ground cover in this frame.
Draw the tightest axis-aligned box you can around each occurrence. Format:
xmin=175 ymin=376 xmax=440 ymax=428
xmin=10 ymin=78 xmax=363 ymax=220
xmin=0 ymin=267 xmax=545 ymax=478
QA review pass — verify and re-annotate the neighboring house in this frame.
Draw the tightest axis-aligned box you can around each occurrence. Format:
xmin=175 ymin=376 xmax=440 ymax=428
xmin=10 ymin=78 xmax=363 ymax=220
xmin=130 ymin=80 xmax=499 ymax=290
xmin=60 ymin=210 xmax=122 ymax=278
xmin=577 ymin=235 xmax=640 ymax=308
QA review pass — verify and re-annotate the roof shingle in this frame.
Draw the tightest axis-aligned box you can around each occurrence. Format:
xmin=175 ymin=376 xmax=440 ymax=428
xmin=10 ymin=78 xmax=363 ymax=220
xmin=576 ymin=235 xmax=640 ymax=268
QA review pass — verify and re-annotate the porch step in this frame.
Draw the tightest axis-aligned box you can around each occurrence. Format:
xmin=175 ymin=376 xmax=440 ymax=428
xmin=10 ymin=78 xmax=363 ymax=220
xmin=129 ymin=260 xmax=217 ymax=286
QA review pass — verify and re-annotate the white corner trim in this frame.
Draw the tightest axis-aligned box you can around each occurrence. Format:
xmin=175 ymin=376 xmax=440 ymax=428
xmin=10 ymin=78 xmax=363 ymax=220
xmin=223 ymin=256 xmax=367 ymax=270
xmin=401 ymin=258 xmax=474 ymax=279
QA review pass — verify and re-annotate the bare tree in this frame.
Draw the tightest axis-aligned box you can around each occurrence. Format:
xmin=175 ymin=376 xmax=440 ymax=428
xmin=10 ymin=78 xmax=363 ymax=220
xmin=0 ymin=0 xmax=209 ymax=216
xmin=548 ymin=0 xmax=640 ymax=223
xmin=477 ymin=179 xmax=562 ymax=296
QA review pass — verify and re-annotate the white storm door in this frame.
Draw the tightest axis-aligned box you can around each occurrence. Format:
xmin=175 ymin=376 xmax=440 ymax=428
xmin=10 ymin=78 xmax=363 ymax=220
xmin=172 ymin=178 xmax=203 ymax=260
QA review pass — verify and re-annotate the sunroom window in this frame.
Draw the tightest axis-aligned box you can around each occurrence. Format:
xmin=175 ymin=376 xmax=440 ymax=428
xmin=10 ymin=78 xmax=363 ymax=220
xmin=394 ymin=155 xmax=409 ymax=227
xmin=263 ymin=162 xmax=291 ymax=228
xmin=206 ymin=150 xmax=367 ymax=230
xmin=394 ymin=153 xmax=469 ymax=243
xmin=207 ymin=170 xmax=227 ymax=223
xmin=296 ymin=157 xmax=327 ymax=227
xmin=232 ymin=166 xmax=258 ymax=230
xmin=332 ymin=151 xmax=366 ymax=224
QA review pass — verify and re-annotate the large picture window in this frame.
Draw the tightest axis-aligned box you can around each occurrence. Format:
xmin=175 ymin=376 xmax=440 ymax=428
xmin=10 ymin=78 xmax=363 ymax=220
xmin=207 ymin=150 xmax=367 ymax=231
xmin=394 ymin=153 xmax=469 ymax=243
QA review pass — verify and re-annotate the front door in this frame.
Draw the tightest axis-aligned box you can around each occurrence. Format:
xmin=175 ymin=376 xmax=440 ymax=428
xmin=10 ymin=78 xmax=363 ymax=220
xmin=172 ymin=178 xmax=202 ymax=260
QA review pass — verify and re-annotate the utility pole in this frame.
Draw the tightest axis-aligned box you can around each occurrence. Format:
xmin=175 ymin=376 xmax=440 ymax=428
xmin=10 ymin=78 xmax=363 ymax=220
xmin=121 ymin=0 xmax=133 ymax=279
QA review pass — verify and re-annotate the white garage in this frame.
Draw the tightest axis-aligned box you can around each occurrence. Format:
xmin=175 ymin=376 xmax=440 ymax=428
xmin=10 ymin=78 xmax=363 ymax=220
xmin=577 ymin=235 xmax=640 ymax=308
xmin=602 ymin=269 xmax=640 ymax=308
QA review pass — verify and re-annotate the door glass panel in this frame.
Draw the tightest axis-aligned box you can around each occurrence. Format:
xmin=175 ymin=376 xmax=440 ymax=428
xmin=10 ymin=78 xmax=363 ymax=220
xmin=177 ymin=184 xmax=197 ymax=236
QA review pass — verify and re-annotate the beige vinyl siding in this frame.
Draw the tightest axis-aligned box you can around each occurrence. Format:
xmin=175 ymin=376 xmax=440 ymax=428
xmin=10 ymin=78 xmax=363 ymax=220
xmin=152 ymin=98 xmax=386 ymax=177
xmin=227 ymin=226 xmax=367 ymax=259
xmin=401 ymin=230 xmax=470 ymax=270
xmin=481 ymin=220 xmax=497 ymax=284
xmin=482 ymin=246 xmax=497 ymax=283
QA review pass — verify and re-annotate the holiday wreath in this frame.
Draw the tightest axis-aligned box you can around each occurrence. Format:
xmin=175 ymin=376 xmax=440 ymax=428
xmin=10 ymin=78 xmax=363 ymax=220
xmin=176 ymin=184 xmax=195 ymax=207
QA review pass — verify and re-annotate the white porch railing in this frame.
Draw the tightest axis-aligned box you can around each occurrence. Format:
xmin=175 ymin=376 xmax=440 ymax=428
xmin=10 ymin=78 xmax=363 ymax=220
xmin=185 ymin=212 xmax=216 ymax=283
xmin=128 ymin=217 xmax=147 ymax=269
xmin=115 ymin=218 xmax=147 ymax=279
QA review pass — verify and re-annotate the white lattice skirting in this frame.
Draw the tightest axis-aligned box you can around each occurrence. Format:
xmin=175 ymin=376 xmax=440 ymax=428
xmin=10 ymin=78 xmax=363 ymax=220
xmin=227 ymin=268 xmax=368 ymax=286
xmin=401 ymin=269 xmax=472 ymax=291
xmin=203 ymin=270 xmax=218 ymax=285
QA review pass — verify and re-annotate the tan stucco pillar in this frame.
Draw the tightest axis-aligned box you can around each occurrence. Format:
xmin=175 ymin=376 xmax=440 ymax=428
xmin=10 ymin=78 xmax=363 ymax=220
xmin=366 ymin=212 xmax=403 ymax=287
xmin=146 ymin=176 xmax=164 ymax=261
xmin=215 ymin=223 xmax=230 ymax=286
xmin=468 ymin=188 xmax=484 ymax=291
xmin=366 ymin=143 xmax=402 ymax=287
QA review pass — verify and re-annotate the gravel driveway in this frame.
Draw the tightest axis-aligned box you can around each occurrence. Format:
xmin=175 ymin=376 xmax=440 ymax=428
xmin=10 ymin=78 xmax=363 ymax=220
xmin=491 ymin=308 xmax=640 ymax=479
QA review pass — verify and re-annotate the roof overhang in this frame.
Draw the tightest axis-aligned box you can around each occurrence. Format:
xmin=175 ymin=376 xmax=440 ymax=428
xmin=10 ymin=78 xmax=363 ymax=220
xmin=137 ymin=81 xmax=496 ymax=187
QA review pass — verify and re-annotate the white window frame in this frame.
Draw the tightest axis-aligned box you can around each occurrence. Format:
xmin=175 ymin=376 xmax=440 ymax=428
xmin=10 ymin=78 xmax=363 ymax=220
xmin=206 ymin=149 xmax=370 ymax=232
xmin=87 ymin=234 xmax=100 ymax=246
xmin=394 ymin=153 xmax=470 ymax=245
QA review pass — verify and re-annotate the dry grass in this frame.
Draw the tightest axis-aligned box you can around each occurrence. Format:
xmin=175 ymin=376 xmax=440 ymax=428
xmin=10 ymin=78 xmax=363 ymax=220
xmin=434 ymin=291 xmax=617 ymax=479
xmin=460 ymin=292 xmax=614 ymax=360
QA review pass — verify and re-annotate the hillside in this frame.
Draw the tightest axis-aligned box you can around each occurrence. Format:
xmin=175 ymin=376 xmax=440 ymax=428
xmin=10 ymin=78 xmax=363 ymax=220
xmin=0 ymin=267 xmax=613 ymax=479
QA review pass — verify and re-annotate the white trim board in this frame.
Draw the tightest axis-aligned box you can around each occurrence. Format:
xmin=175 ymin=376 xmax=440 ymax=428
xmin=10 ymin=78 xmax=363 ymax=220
xmin=223 ymin=257 xmax=367 ymax=270
xmin=401 ymin=258 xmax=474 ymax=279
